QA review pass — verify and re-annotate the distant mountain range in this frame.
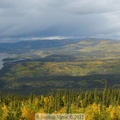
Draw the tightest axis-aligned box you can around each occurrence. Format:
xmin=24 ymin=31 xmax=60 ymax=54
xmin=0 ymin=38 xmax=81 ymax=54
xmin=0 ymin=38 xmax=120 ymax=60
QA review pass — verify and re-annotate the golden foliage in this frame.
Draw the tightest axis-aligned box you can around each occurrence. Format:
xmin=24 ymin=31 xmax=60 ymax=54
xmin=1 ymin=104 xmax=9 ymax=119
xmin=21 ymin=106 xmax=35 ymax=120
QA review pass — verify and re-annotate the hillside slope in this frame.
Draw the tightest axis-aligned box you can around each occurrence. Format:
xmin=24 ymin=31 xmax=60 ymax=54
xmin=36 ymin=39 xmax=120 ymax=60
xmin=0 ymin=38 xmax=120 ymax=94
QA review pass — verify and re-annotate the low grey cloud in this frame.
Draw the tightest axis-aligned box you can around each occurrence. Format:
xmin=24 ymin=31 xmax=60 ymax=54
xmin=0 ymin=0 xmax=120 ymax=42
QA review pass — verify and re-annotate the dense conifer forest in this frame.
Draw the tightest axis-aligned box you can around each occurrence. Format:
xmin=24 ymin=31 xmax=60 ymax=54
xmin=0 ymin=88 xmax=120 ymax=119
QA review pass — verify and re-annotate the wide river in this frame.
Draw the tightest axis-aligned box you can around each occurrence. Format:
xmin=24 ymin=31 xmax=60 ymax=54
xmin=0 ymin=53 xmax=12 ymax=70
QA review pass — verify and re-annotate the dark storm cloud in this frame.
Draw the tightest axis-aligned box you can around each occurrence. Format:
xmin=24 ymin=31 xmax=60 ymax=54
xmin=0 ymin=0 xmax=120 ymax=41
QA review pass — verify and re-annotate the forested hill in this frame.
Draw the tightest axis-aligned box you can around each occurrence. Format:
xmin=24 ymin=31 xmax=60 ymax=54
xmin=0 ymin=38 xmax=81 ymax=53
xmin=0 ymin=38 xmax=120 ymax=58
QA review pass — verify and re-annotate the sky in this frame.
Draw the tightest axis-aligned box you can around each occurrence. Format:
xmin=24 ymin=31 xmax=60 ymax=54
xmin=0 ymin=0 xmax=120 ymax=42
